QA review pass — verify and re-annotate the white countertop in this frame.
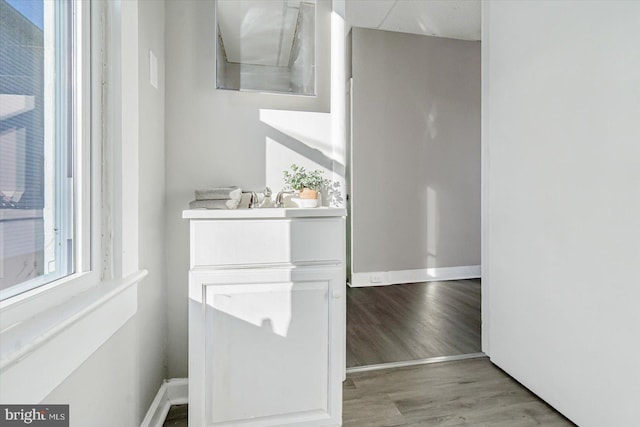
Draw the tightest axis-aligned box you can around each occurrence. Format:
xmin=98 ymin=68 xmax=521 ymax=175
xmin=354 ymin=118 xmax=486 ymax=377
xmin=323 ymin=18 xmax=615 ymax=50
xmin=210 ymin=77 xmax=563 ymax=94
xmin=182 ymin=207 xmax=347 ymax=219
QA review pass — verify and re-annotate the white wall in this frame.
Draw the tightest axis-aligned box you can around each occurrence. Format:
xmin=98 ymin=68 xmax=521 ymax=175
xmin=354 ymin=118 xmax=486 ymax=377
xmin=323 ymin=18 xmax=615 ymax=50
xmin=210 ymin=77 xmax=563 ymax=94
xmin=351 ymin=28 xmax=480 ymax=279
xmin=135 ymin=0 xmax=167 ymax=416
xmin=43 ymin=321 xmax=141 ymax=426
xmin=164 ymin=0 xmax=335 ymax=378
xmin=43 ymin=1 xmax=167 ymax=425
xmin=483 ymin=1 xmax=640 ymax=425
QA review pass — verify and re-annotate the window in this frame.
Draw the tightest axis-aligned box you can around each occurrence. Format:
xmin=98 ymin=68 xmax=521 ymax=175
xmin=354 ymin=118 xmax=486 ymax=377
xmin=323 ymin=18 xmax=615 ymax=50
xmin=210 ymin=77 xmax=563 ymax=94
xmin=0 ymin=0 xmax=83 ymax=300
xmin=0 ymin=1 xmax=146 ymax=403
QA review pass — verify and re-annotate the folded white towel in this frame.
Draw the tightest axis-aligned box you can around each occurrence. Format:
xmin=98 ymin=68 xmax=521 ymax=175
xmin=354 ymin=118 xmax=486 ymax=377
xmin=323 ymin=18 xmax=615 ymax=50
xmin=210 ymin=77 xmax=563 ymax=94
xmin=195 ymin=186 xmax=242 ymax=201
xmin=189 ymin=198 xmax=240 ymax=210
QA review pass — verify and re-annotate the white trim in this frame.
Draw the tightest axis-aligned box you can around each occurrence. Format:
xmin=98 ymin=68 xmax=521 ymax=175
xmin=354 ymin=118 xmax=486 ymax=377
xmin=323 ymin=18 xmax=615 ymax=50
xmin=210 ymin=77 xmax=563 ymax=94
xmin=480 ymin=0 xmax=491 ymax=357
xmin=346 ymin=353 xmax=486 ymax=374
xmin=0 ymin=0 xmax=99 ymax=307
xmin=117 ymin=0 xmax=140 ymax=278
xmin=349 ymin=265 xmax=481 ymax=287
xmin=0 ymin=269 xmax=147 ymax=403
xmin=140 ymin=378 xmax=188 ymax=427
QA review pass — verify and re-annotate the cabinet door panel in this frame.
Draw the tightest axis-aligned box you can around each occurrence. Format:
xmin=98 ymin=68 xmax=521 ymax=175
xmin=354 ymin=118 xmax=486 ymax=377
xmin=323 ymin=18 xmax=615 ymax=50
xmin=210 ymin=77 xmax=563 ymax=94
xmin=198 ymin=268 xmax=343 ymax=426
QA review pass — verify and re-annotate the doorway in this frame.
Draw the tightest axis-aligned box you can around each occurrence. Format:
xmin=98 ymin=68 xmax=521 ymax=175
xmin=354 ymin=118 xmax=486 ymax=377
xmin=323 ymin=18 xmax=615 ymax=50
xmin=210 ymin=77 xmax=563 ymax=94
xmin=345 ymin=26 xmax=482 ymax=371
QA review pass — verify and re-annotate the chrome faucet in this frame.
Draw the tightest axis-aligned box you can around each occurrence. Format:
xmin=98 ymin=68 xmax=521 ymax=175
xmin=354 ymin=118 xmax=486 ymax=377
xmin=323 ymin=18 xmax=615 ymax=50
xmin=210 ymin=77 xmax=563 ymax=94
xmin=275 ymin=190 xmax=295 ymax=208
xmin=248 ymin=188 xmax=275 ymax=208
xmin=248 ymin=191 xmax=259 ymax=209
xmin=260 ymin=187 xmax=274 ymax=208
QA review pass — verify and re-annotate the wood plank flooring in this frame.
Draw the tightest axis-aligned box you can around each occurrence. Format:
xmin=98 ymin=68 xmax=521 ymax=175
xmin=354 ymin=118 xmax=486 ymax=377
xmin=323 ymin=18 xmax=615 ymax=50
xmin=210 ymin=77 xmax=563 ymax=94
xmin=163 ymin=358 xmax=574 ymax=426
xmin=343 ymin=357 xmax=574 ymax=426
xmin=347 ymin=280 xmax=481 ymax=368
xmin=163 ymin=404 xmax=187 ymax=427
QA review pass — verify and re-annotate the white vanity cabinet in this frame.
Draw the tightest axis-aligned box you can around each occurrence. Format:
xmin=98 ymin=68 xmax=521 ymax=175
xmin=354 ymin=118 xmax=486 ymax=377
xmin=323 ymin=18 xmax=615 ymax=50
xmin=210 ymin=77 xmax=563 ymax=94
xmin=183 ymin=208 xmax=346 ymax=427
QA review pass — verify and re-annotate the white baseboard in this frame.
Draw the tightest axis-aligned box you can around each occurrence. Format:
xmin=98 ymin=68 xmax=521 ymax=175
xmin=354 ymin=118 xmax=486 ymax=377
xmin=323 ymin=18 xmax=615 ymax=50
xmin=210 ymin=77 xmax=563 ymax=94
xmin=140 ymin=378 xmax=188 ymax=427
xmin=350 ymin=265 xmax=481 ymax=287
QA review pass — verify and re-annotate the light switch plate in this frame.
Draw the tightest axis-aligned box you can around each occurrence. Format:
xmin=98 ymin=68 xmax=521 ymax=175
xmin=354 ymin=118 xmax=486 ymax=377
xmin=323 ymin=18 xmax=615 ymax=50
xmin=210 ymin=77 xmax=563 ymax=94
xmin=149 ymin=50 xmax=158 ymax=89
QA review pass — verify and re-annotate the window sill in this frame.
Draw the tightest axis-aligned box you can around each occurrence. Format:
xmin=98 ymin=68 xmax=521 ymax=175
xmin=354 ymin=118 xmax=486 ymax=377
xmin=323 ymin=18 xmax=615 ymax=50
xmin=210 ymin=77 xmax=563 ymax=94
xmin=0 ymin=269 xmax=148 ymax=403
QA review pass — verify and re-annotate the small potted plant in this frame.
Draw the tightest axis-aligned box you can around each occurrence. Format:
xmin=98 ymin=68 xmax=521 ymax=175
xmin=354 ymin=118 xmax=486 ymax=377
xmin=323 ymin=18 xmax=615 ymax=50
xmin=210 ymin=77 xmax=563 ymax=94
xmin=283 ymin=164 xmax=330 ymax=208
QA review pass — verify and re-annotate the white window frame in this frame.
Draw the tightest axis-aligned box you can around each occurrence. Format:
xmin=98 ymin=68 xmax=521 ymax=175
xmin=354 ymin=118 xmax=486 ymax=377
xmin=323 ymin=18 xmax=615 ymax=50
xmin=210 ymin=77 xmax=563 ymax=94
xmin=0 ymin=3 xmax=95 ymax=310
xmin=1 ymin=0 xmax=96 ymax=319
xmin=0 ymin=0 xmax=80 ymax=301
xmin=0 ymin=0 xmax=146 ymax=404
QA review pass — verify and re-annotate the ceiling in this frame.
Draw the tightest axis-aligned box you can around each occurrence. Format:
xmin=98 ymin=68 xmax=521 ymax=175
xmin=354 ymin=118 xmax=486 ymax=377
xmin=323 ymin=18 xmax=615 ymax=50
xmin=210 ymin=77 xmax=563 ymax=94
xmin=345 ymin=0 xmax=481 ymax=41
xmin=217 ymin=0 xmax=480 ymax=68
xmin=217 ymin=0 xmax=315 ymax=67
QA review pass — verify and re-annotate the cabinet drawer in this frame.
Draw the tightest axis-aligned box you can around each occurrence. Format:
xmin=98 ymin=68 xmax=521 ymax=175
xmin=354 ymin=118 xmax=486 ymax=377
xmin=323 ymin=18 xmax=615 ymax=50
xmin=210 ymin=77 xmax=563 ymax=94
xmin=190 ymin=218 xmax=343 ymax=267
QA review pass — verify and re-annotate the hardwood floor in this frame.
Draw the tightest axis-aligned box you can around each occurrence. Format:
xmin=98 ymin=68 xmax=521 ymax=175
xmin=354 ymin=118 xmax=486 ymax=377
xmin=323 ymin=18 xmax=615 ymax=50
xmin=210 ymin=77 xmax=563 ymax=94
xmin=343 ymin=357 xmax=574 ymax=426
xmin=163 ymin=358 xmax=573 ymax=426
xmin=347 ymin=280 xmax=481 ymax=368
xmin=163 ymin=404 xmax=187 ymax=427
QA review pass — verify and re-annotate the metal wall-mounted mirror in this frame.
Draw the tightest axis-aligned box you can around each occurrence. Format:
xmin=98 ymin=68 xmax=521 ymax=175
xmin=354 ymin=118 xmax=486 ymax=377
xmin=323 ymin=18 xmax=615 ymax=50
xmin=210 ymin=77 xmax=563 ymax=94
xmin=215 ymin=0 xmax=316 ymax=95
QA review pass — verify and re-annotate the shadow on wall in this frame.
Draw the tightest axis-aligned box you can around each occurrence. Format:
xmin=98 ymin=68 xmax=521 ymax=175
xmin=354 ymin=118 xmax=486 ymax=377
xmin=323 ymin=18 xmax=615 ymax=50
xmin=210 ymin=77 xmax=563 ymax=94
xmin=260 ymin=109 xmax=346 ymax=206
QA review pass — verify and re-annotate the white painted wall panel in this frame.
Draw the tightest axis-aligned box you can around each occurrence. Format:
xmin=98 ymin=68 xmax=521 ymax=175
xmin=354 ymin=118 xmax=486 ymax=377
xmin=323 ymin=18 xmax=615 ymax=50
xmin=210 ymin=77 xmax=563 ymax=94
xmin=135 ymin=0 xmax=168 ymax=418
xmin=484 ymin=1 xmax=640 ymax=425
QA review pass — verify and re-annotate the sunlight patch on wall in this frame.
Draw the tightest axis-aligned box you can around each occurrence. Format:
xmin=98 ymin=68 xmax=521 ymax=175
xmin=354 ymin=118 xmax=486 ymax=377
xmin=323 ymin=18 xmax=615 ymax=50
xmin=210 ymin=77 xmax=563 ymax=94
xmin=260 ymin=109 xmax=333 ymax=156
xmin=261 ymin=108 xmax=346 ymax=207
xmin=427 ymin=186 xmax=439 ymax=266
xmin=265 ymin=137 xmax=330 ymax=194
